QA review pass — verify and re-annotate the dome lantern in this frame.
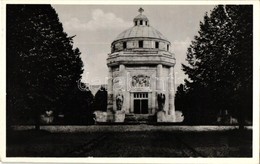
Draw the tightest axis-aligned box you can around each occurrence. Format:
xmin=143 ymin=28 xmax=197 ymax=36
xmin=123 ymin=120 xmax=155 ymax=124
xmin=133 ymin=7 xmax=149 ymax=26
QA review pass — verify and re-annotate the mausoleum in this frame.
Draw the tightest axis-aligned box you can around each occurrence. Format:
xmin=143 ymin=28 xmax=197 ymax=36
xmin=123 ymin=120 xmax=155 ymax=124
xmin=97 ymin=8 xmax=177 ymax=123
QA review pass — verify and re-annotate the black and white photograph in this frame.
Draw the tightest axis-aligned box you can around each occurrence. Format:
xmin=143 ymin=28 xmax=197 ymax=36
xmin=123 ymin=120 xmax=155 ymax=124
xmin=1 ymin=1 xmax=259 ymax=163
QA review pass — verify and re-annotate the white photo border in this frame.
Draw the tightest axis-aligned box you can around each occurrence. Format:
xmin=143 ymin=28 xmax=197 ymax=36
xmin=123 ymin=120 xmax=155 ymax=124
xmin=1 ymin=0 xmax=259 ymax=163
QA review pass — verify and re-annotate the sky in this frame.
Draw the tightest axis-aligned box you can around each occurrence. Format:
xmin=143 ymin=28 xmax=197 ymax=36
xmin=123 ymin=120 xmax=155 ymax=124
xmin=52 ymin=5 xmax=215 ymax=85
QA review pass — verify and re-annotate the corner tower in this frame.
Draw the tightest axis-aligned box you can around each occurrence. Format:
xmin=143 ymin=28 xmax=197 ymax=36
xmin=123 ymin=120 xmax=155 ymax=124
xmin=106 ymin=8 xmax=176 ymax=122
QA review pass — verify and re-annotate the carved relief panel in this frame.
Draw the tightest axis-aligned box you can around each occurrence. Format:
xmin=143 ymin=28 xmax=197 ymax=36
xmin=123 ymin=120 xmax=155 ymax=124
xmin=131 ymin=75 xmax=150 ymax=88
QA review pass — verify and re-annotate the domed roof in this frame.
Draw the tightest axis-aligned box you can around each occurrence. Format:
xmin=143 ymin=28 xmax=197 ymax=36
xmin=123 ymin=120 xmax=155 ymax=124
xmin=113 ymin=8 xmax=169 ymax=42
xmin=114 ymin=26 xmax=168 ymax=41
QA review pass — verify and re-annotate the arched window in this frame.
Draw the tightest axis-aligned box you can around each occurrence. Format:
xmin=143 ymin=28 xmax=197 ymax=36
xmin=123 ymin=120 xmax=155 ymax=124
xmin=140 ymin=20 xmax=143 ymax=25
xmin=167 ymin=44 xmax=169 ymax=51
xmin=135 ymin=21 xmax=137 ymax=26
xmin=145 ymin=21 xmax=148 ymax=25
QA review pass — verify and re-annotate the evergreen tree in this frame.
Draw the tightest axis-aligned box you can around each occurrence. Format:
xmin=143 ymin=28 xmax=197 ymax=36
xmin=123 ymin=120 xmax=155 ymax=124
xmin=64 ymin=83 xmax=94 ymax=124
xmin=7 ymin=5 xmax=84 ymax=129
xmin=223 ymin=5 xmax=253 ymax=128
xmin=93 ymin=86 xmax=108 ymax=112
xmin=178 ymin=5 xmax=252 ymax=126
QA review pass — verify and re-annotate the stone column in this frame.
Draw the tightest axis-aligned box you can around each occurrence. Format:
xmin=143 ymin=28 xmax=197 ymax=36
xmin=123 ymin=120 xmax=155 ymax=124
xmin=107 ymin=67 xmax=113 ymax=112
xmin=168 ymin=67 xmax=175 ymax=121
xmin=151 ymin=73 xmax=156 ymax=114
xmin=118 ymin=64 xmax=128 ymax=112
xmin=151 ymin=91 xmax=156 ymax=114
xmin=130 ymin=93 xmax=134 ymax=113
xmin=156 ymin=64 xmax=163 ymax=91
xmin=156 ymin=64 xmax=163 ymax=113
xmin=123 ymin=66 xmax=130 ymax=113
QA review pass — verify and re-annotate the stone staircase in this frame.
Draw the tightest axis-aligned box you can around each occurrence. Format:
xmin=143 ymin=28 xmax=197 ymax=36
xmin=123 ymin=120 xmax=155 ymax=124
xmin=124 ymin=114 xmax=155 ymax=124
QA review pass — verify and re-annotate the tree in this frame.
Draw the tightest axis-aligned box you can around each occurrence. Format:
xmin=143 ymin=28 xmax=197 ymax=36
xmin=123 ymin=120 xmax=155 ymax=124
xmin=224 ymin=5 xmax=253 ymax=128
xmin=63 ymin=83 xmax=94 ymax=124
xmin=7 ymin=5 xmax=84 ymax=129
xmin=177 ymin=5 xmax=252 ymax=126
xmin=93 ymin=86 xmax=107 ymax=112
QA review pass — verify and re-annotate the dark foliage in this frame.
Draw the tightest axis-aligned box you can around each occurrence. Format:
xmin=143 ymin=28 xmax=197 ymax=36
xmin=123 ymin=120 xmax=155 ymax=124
xmin=62 ymin=83 xmax=95 ymax=124
xmin=175 ymin=5 xmax=253 ymax=126
xmin=7 ymin=5 xmax=85 ymax=127
xmin=93 ymin=86 xmax=107 ymax=112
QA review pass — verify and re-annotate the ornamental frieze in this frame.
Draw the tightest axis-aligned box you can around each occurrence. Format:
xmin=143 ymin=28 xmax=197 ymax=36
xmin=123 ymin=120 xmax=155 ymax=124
xmin=131 ymin=75 xmax=150 ymax=88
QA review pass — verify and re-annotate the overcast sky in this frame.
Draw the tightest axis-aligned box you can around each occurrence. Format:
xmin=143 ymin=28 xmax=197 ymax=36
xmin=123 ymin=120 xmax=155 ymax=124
xmin=52 ymin=5 xmax=215 ymax=85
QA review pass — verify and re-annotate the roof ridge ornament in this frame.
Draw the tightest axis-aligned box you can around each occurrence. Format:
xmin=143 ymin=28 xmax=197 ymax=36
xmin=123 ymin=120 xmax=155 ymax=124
xmin=138 ymin=7 xmax=144 ymax=14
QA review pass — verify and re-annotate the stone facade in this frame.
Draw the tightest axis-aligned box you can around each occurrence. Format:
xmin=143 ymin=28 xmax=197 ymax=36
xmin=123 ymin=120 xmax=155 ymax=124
xmin=104 ymin=8 xmax=176 ymax=123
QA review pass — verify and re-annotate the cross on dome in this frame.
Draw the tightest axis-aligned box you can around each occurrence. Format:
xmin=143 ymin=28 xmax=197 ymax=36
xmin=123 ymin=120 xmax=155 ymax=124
xmin=138 ymin=7 xmax=144 ymax=14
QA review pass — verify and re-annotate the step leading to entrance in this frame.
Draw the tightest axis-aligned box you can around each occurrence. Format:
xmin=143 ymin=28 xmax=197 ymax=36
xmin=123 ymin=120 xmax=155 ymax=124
xmin=125 ymin=114 xmax=155 ymax=123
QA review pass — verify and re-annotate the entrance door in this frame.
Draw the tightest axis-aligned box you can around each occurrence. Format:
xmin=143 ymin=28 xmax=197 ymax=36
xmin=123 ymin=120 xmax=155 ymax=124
xmin=133 ymin=93 xmax=148 ymax=114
